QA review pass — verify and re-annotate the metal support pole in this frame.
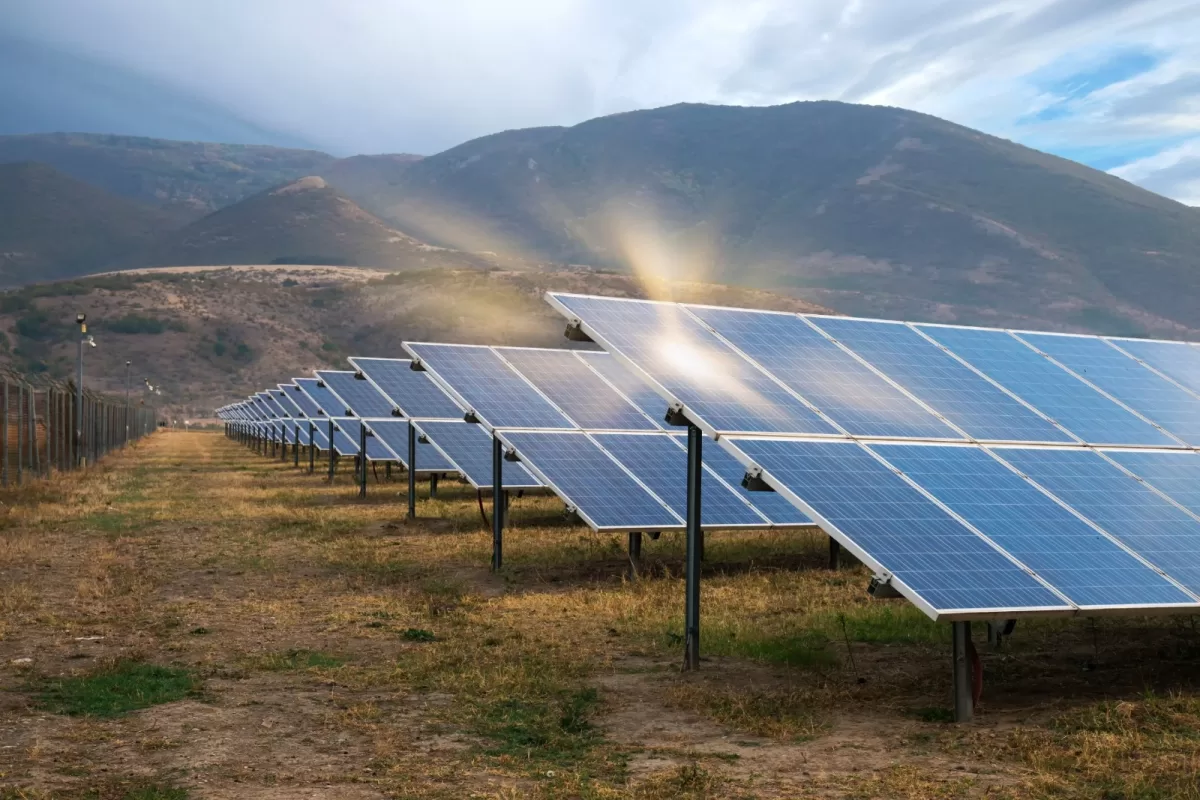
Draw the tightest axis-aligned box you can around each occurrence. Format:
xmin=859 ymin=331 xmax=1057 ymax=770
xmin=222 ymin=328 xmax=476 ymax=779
xmin=309 ymin=421 xmax=316 ymax=474
xmin=628 ymin=531 xmax=643 ymax=578
xmin=16 ymin=384 xmax=24 ymax=486
xmin=953 ymin=621 xmax=973 ymax=722
xmin=430 ymin=473 xmax=439 ymax=498
xmin=829 ymin=538 xmax=841 ymax=570
xmin=492 ymin=435 xmax=503 ymax=571
xmin=327 ymin=419 xmax=336 ymax=481
xmin=294 ymin=424 xmax=300 ymax=467
xmin=684 ymin=424 xmax=703 ymax=671
xmin=76 ymin=333 xmax=84 ymax=468
xmin=358 ymin=423 xmax=368 ymax=498
xmin=407 ymin=421 xmax=417 ymax=520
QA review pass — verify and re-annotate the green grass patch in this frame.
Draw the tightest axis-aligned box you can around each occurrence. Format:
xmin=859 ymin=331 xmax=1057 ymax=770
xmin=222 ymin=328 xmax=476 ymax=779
xmin=702 ymin=627 xmax=837 ymax=669
xmin=474 ymin=687 xmax=602 ymax=765
xmin=38 ymin=661 xmax=198 ymax=718
xmin=81 ymin=511 xmax=137 ymax=536
xmin=251 ymin=649 xmax=344 ymax=671
xmin=813 ymin=605 xmax=947 ymax=645
xmin=911 ymin=706 xmax=954 ymax=723
xmin=402 ymin=628 xmax=436 ymax=643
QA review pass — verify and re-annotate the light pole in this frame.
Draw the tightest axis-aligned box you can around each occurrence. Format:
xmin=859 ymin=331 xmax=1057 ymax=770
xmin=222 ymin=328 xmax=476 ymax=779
xmin=124 ymin=360 xmax=131 ymax=447
xmin=75 ymin=313 xmax=86 ymax=467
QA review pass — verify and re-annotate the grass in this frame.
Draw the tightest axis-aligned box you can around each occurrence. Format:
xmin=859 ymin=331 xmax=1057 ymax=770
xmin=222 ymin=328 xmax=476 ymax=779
xmin=37 ymin=661 xmax=198 ymax=718
xmin=4 ymin=432 xmax=1200 ymax=798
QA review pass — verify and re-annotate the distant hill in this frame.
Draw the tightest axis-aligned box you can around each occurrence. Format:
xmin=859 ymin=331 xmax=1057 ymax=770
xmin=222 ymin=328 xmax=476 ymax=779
xmin=137 ymin=176 xmax=497 ymax=272
xmin=354 ymin=102 xmax=1200 ymax=336
xmin=0 ymin=162 xmax=174 ymax=285
xmin=0 ymin=265 xmax=829 ymax=414
xmin=0 ymin=132 xmax=336 ymax=222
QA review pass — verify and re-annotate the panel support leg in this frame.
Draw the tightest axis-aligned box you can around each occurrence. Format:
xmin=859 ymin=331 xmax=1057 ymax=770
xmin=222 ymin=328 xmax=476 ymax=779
xmin=953 ymin=621 xmax=973 ymax=723
xmin=492 ymin=435 xmax=503 ymax=572
xmin=829 ymin=538 xmax=841 ymax=570
xmin=308 ymin=423 xmax=315 ymax=474
xmin=684 ymin=424 xmax=703 ymax=671
xmin=327 ymin=420 xmax=336 ymax=482
xmin=358 ymin=424 xmax=368 ymax=498
xmin=628 ymin=531 xmax=643 ymax=579
xmin=294 ymin=425 xmax=300 ymax=467
xmin=407 ymin=420 xmax=417 ymax=520
xmin=430 ymin=473 xmax=439 ymax=498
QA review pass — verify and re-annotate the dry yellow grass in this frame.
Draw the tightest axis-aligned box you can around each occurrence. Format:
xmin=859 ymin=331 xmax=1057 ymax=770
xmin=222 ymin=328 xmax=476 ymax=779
xmin=0 ymin=432 xmax=1198 ymax=799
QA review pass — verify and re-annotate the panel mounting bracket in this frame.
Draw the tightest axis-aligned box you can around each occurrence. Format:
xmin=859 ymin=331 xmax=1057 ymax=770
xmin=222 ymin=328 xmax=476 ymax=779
xmin=868 ymin=574 xmax=902 ymax=599
xmin=463 ymin=410 xmax=481 ymax=424
xmin=503 ymin=447 xmax=521 ymax=463
xmin=409 ymin=359 xmax=427 ymax=372
xmin=664 ymin=402 xmax=689 ymax=427
xmin=741 ymin=467 xmax=775 ymax=492
xmin=564 ymin=319 xmax=594 ymax=342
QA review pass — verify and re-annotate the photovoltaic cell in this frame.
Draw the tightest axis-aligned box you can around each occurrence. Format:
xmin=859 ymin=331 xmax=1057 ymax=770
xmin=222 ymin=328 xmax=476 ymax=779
xmin=405 ymin=343 xmax=573 ymax=430
xmin=362 ymin=419 xmax=455 ymax=472
xmin=348 ymin=357 xmax=463 ymax=419
xmin=549 ymin=294 xmax=839 ymax=435
xmin=501 ymin=431 xmax=683 ymax=530
xmin=811 ymin=317 xmax=1070 ymax=443
xmin=281 ymin=383 xmax=323 ymax=418
xmin=688 ymin=305 xmax=958 ymax=439
xmin=1108 ymin=338 xmax=1200 ymax=398
xmin=1018 ymin=333 xmax=1200 ymax=446
xmin=593 ymin=433 xmax=767 ymax=527
xmin=996 ymin=447 xmax=1200 ymax=597
xmin=697 ymin=441 xmax=813 ymax=526
xmin=577 ymin=351 xmax=668 ymax=426
xmin=326 ymin=418 xmax=378 ymax=457
xmin=727 ymin=438 xmax=1070 ymax=613
xmin=295 ymin=378 xmax=345 ymax=417
xmin=875 ymin=444 xmax=1191 ymax=607
xmin=1103 ymin=450 xmax=1200 ymax=518
xmin=316 ymin=370 xmax=396 ymax=418
xmin=412 ymin=420 xmax=541 ymax=489
xmin=498 ymin=348 xmax=657 ymax=431
xmin=918 ymin=326 xmax=1175 ymax=447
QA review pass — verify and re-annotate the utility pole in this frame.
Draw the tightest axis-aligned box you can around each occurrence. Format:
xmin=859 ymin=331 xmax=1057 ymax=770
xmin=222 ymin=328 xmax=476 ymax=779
xmin=75 ymin=313 xmax=86 ymax=467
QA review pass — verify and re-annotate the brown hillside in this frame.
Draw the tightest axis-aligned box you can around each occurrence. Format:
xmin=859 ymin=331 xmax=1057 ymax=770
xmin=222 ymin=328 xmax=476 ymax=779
xmin=0 ymin=265 xmax=830 ymax=419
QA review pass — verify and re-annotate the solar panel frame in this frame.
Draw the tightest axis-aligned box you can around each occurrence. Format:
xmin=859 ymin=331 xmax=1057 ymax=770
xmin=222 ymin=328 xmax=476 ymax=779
xmin=721 ymin=436 xmax=1076 ymax=619
xmin=1103 ymin=449 xmax=1200 ymax=519
xmin=280 ymin=382 xmax=324 ymax=418
xmin=361 ymin=418 xmax=456 ymax=473
xmin=295 ymin=377 xmax=347 ymax=417
xmin=328 ymin=417 xmax=390 ymax=459
xmin=411 ymin=420 xmax=542 ymax=490
xmin=575 ymin=351 xmax=671 ymax=427
xmin=1106 ymin=337 xmax=1200 ymax=400
xmin=347 ymin=356 xmax=468 ymax=420
xmin=316 ymin=369 xmax=398 ymax=419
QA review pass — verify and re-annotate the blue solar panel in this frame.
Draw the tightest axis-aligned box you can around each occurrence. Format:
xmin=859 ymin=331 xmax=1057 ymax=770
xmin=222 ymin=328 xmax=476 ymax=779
xmin=1018 ymin=333 xmax=1200 ymax=446
xmin=918 ymin=326 xmax=1175 ymax=447
xmin=267 ymin=391 xmax=296 ymax=419
xmin=316 ymin=370 xmax=396 ymax=418
xmin=295 ymin=378 xmax=345 ymax=417
xmin=280 ymin=383 xmax=322 ymax=418
xmin=698 ymin=440 xmax=813 ymax=526
xmin=594 ymin=433 xmax=768 ymax=528
xmin=501 ymin=431 xmax=683 ymax=530
xmin=412 ymin=420 xmax=542 ymax=489
xmin=577 ymin=351 xmax=668 ymax=426
xmin=498 ymin=348 xmax=658 ymax=431
xmin=405 ymin=343 xmax=574 ymax=430
xmin=997 ymin=447 xmax=1200 ymax=597
xmin=811 ymin=317 xmax=1070 ymax=443
xmin=689 ymin=305 xmax=958 ymax=439
xmin=549 ymin=294 xmax=839 ymax=435
xmin=875 ymin=444 xmax=1191 ymax=607
xmin=727 ymin=438 xmax=1070 ymax=613
xmin=348 ymin=357 xmax=463 ymax=419
xmin=363 ymin=419 xmax=455 ymax=472
xmin=326 ymin=418 xmax=378 ymax=457
xmin=1104 ymin=450 xmax=1200 ymax=517
xmin=1108 ymin=338 xmax=1200 ymax=398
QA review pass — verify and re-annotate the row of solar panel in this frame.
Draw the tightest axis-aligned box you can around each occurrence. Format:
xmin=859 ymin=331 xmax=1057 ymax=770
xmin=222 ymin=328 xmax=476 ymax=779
xmin=548 ymin=293 xmax=1200 ymax=447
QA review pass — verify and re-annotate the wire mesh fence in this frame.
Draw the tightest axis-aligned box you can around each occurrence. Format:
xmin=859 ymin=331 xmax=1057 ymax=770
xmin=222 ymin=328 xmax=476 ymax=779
xmin=0 ymin=368 xmax=157 ymax=488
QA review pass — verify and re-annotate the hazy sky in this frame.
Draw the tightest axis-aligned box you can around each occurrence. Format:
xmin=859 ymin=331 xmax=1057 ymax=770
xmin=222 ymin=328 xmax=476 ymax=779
xmin=4 ymin=0 xmax=1200 ymax=204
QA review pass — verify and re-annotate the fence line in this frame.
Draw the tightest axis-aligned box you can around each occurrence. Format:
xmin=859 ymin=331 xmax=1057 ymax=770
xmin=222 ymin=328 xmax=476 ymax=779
xmin=0 ymin=369 xmax=157 ymax=488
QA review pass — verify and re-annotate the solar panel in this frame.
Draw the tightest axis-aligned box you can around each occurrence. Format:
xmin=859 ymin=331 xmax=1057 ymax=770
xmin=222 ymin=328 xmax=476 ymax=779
xmin=593 ymin=433 xmax=769 ymax=528
xmin=497 ymin=348 xmax=658 ymax=431
xmin=499 ymin=431 xmax=683 ymax=530
xmin=811 ymin=317 xmax=1071 ymax=443
xmin=1103 ymin=450 xmax=1200 ymax=517
xmin=411 ymin=420 xmax=542 ymax=489
xmin=1107 ymin=338 xmax=1200 ymax=398
xmin=548 ymin=294 xmax=839 ymax=435
xmin=688 ymin=305 xmax=959 ymax=439
xmin=875 ymin=444 xmax=1193 ymax=608
xmin=315 ymin=370 xmax=396 ymax=418
xmin=996 ymin=447 xmax=1200 ymax=597
xmin=918 ymin=325 xmax=1176 ymax=447
xmin=280 ymin=383 xmax=323 ymax=418
xmin=347 ymin=357 xmax=463 ymax=419
xmin=295 ymin=378 xmax=345 ymax=417
xmin=267 ymin=390 xmax=295 ymax=419
xmin=726 ymin=437 xmax=1071 ymax=615
xmin=404 ymin=343 xmax=573 ymax=429
xmin=362 ymin=419 xmax=455 ymax=473
xmin=1017 ymin=333 xmax=1200 ymax=446
xmin=576 ymin=351 xmax=669 ymax=425
xmin=697 ymin=440 xmax=814 ymax=526
xmin=328 ymin=418 xmax=392 ymax=459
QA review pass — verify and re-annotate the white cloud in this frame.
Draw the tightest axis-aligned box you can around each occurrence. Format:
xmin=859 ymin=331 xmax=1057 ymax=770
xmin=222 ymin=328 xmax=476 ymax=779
xmin=2 ymin=0 xmax=1199 ymax=202
xmin=1112 ymin=138 xmax=1200 ymax=205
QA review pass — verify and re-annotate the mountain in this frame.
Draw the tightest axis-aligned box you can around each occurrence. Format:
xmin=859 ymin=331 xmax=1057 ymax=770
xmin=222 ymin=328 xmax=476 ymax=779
xmin=0 ymin=265 xmax=829 ymax=414
xmin=0 ymin=132 xmax=336 ymax=222
xmin=0 ymin=162 xmax=174 ymax=285
xmin=137 ymin=176 xmax=498 ymax=271
xmin=350 ymin=102 xmax=1200 ymax=336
